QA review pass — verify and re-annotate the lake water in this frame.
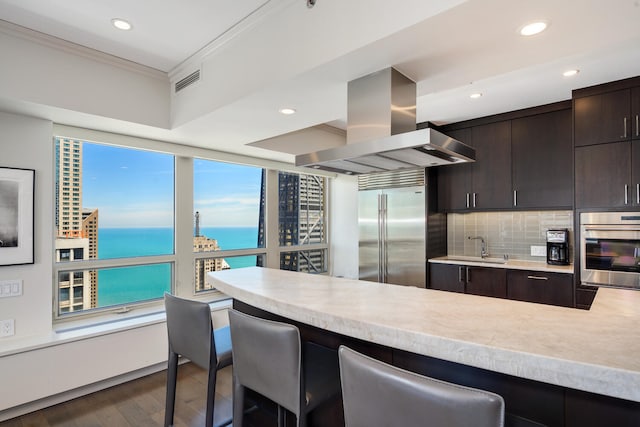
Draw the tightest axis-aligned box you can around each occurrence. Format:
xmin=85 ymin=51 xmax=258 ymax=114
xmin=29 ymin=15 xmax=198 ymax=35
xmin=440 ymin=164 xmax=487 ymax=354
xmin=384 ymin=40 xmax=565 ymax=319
xmin=96 ymin=227 xmax=259 ymax=307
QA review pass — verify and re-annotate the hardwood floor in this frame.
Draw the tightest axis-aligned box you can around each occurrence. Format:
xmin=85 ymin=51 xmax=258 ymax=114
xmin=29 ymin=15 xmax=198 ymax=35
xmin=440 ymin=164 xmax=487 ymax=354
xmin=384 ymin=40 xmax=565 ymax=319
xmin=0 ymin=363 xmax=233 ymax=427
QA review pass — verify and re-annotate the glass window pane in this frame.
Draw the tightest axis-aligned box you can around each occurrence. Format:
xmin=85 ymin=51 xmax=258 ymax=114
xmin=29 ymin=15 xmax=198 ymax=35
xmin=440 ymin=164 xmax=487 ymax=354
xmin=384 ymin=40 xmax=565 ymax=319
xmin=278 ymin=172 xmax=326 ymax=246
xmin=193 ymin=159 xmax=263 ymax=251
xmin=280 ymin=249 xmax=328 ymax=273
xmin=195 ymin=255 xmax=263 ymax=292
xmin=54 ymin=138 xmax=175 ymax=262
xmin=57 ymin=264 xmax=172 ymax=316
xmin=54 ymin=137 xmax=175 ymax=316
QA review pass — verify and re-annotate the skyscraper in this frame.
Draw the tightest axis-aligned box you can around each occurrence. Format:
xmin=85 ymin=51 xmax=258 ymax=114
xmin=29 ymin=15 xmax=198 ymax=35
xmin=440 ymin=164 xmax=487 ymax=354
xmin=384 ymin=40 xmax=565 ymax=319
xmin=259 ymin=171 xmax=327 ymax=273
xmin=193 ymin=211 xmax=229 ymax=291
xmin=54 ymin=138 xmax=98 ymax=312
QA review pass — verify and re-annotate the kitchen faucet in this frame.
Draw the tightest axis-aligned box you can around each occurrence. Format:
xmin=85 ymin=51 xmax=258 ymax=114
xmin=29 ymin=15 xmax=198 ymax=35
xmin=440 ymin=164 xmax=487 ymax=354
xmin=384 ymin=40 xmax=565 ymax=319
xmin=468 ymin=236 xmax=489 ymax=258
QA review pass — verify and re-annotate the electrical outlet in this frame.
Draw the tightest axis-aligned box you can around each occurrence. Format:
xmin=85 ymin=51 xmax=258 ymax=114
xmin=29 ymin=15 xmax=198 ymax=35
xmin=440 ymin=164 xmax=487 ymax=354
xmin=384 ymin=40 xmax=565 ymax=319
xmin=0 ymin=279 xmax=22 ymax=298
xmin=0 ymin=319 xmax=15 ymax=337
xmin=530 ymin=245 xmax=547 ymax=257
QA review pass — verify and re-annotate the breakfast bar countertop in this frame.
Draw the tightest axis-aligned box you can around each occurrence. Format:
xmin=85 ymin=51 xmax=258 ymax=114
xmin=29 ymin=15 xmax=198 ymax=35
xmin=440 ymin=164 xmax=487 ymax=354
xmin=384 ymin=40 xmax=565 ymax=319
xmin=207 ymin=266 xmax=640 ymax=403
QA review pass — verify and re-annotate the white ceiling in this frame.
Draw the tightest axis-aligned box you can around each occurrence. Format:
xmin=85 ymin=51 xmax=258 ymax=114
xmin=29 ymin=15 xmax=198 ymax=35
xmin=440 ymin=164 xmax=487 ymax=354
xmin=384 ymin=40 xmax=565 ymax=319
xmin=1 ymin=0 xmax=640 ymax=164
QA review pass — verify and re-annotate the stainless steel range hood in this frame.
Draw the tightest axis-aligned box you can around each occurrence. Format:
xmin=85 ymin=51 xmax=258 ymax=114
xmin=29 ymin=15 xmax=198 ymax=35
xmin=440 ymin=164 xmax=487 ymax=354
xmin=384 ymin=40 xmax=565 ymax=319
xmin=295 ymin=68 xmax=475 ymax=175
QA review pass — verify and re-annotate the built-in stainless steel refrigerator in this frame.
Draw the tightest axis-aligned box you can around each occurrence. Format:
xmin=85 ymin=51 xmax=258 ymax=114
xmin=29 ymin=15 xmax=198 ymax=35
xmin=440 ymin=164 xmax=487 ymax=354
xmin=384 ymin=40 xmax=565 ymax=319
xmin=358 ymin=169 xmax=445 ymax=288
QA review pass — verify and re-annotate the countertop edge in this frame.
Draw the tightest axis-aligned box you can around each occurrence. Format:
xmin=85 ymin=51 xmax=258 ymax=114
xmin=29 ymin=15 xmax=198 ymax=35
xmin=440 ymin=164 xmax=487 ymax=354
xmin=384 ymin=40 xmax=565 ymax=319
xmin=429 ymin=257 xmax=574 ymax=274
xmin=208 ymin=268 xmax=638 ymax=403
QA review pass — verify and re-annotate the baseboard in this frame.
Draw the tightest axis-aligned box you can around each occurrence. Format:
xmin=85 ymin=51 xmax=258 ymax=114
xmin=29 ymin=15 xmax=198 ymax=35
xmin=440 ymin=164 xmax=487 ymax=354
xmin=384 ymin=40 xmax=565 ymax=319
xmin=0 ymin=361 xmax=168 ymax=422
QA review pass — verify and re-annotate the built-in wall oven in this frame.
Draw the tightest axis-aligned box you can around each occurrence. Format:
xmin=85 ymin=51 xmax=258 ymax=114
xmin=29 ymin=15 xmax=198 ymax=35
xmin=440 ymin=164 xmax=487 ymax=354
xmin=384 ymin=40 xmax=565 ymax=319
xmin=580 ymin=212 xmax=640 ymax=289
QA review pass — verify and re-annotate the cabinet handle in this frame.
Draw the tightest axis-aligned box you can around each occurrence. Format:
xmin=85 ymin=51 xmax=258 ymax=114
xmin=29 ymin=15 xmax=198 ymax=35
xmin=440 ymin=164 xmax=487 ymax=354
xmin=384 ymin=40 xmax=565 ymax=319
xmin=458 ymin=266 xmax=463 ymax=282
xmin=466 ymin=267 xmax=470 ymax=283
xmin=636 ymin=115 xmax=639 ymax=137
xmin=473 ymin=193 xmax=477 ymax=208
xmin=637 ymin=183 xmax=639 ymax=205
xmin=466 ymin=193 xmax=470 ymax=209
xmin=527 ymin=275 xmax=549 ymax=281
xmin=622 ymin=117 xmax=627 ymax=138
xmin=625 ymin=184 xmax=629 ymax=205
xmin=513 ymin=190 xmax=517 ymax=207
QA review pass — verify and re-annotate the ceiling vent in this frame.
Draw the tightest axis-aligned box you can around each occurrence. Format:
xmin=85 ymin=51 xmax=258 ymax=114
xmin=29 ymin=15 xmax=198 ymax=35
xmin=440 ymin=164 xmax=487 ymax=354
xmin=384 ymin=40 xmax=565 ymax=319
xmin=175 ymin=69 xmax=201 ymax=93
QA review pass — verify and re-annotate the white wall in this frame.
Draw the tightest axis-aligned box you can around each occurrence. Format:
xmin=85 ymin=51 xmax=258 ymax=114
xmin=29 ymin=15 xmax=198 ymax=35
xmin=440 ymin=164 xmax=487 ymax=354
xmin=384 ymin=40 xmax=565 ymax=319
xmin=0 ymin=23 xmax=169 ymax=129
xmin=0 ymin=112 xmax=54 ymax=338
xmin=329 ymin=175 xmax=359 ymax=279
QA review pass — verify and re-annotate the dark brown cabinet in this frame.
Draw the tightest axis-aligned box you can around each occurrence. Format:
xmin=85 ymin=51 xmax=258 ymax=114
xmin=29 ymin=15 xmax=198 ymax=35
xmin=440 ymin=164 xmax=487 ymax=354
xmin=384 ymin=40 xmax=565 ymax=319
xmin=470 ymin=121 xmax=512 ymax=210
xmin=465 ymin=265 xmax=507 ymax=298
xmin=430 ymin=263 xmax=574 ymax=307
xmin=437 ymin=128 xmax=473 ymax=211
xmin=507 ymin=270 xmax=573 ymax=307
xmin=437 ymin=102 xmax=572 ymax=212
xmin=429 ymin=263 xmax=506 ymax=298
xmin=511 ymin=109 xmax=573 ymax=208
xmin=437 ymin=122 xmax=511 ymax=211
xmin=429 ymin=263 xmax=465 ymax=293
xmin=574 ymin=89 xmax=631 ymax=147
xmin=573 ymin=78 xmax=640 ymax=209
xmin=575 ymin=140 xmax=640 ymax=208
xmin=632 ymin=87 xmax=640 ymax=140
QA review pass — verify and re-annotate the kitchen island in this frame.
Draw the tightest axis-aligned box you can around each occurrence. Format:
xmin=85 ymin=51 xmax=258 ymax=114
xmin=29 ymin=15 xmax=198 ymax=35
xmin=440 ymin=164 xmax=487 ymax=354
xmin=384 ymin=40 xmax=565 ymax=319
xmin=208 ymin=267 xmax=640 ymax=427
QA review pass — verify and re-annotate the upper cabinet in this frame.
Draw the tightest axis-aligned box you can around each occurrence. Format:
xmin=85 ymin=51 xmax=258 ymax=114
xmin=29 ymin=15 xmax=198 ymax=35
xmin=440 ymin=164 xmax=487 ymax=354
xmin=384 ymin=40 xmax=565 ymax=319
xmin=436 ymin=102 xmax=573 ymax=212
xmin=437 ymin=128 xmax=473 ymax=211
xmin=574 ymin=89 xmax=631 ymax=146
xmin=471 ymin=121 xmax=512 ymax=209
xmin=512 ymin=109 xmax=573 ymax=208
xmin=573 ymin=77 xmax=640 ymax=209
xmin=437 ymin=123 xmax=511 ymax=211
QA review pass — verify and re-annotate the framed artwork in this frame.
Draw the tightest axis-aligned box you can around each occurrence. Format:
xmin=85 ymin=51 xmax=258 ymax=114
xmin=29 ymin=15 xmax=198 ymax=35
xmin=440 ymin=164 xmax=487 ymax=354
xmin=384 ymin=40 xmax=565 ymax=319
xmin=0 ymin=167 xmax=35 ymax=266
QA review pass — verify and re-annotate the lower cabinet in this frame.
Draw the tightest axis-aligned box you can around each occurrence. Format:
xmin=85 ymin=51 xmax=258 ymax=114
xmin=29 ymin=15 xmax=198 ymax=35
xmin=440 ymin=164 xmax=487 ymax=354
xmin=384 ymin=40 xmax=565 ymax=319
xmin=507 ymin=270 xmax=573 ymax=307
xmin=466 ymin=266 xmax=507 ymax=298
xmin=430 ymin=263 xmax=574 ymax=307
xmin=429 ymin=263 xmax=507 ymax=298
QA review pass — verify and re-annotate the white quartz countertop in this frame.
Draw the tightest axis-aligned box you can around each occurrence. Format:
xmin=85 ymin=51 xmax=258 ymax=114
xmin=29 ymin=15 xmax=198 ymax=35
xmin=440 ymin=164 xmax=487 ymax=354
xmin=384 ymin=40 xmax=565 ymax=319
xmin=429 ymin=256 xmax=574 ymax=274
xmin=208 ymin=267 xmax=640 ymax=402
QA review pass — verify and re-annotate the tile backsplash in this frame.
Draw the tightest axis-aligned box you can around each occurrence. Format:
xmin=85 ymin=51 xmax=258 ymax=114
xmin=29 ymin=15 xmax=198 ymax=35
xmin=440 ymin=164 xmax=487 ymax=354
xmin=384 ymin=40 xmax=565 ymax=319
xmin=447 ymin=211 xmax=573 ymax=262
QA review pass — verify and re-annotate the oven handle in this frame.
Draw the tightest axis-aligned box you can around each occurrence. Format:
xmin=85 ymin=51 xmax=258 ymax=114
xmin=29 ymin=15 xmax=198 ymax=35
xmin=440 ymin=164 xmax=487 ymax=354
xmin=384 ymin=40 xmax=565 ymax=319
xmin=582 ymin=225 xmax=640 ymax=232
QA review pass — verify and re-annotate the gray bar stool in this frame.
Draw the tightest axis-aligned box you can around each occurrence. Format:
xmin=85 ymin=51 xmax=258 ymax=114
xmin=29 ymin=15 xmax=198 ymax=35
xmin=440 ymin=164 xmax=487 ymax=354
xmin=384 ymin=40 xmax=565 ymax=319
xmin=228 ymin=309 xmax=340 ymax=427
xmin=163 ymin=293 xmax=233 ymax=427
xmin=338 ymin=345 xmax=505 ymax=427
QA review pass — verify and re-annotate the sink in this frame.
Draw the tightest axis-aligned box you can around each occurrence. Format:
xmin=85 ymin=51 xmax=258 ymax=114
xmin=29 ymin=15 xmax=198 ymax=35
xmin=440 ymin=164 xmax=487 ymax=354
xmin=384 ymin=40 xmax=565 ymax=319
xmin=445 ymin=255 xmax=508 ymax=265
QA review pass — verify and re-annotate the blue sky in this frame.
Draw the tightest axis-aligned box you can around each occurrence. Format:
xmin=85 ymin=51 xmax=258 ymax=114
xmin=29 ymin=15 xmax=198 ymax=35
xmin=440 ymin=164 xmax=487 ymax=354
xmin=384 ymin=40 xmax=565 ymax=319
xmin=82 ymin=142 xmax=262 ymax=228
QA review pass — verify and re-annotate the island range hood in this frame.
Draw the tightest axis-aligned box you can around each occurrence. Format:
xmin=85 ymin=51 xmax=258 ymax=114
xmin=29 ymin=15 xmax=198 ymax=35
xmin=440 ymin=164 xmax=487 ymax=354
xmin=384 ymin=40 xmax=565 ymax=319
xmin=295 ymin=68 xmax=475 ymax=175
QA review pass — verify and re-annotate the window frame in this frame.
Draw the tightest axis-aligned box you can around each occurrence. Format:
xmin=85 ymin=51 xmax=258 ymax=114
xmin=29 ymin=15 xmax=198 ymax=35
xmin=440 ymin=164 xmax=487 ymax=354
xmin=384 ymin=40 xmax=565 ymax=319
xmin=52 ymin=125 xmax=334 ymax=324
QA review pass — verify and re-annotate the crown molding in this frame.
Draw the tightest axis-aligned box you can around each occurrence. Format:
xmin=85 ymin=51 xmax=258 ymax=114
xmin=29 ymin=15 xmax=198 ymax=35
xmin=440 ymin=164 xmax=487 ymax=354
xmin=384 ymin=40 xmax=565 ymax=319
xmin=0 ymin=19 xmax=168 ymax=82
xmin=168 ymin=0 xmax=298 ymax=81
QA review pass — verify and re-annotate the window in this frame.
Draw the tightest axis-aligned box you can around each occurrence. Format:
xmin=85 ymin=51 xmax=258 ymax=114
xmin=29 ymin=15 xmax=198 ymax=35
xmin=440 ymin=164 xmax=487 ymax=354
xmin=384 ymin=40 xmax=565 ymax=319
xmin=53 ymin=137 xmax=174 ymax=317
xmin=193 ymin=159 xmax=264 ymax=292
xmin=53 ymin=133 xmax=332 ymax=320
xmin=276 ymin=172 xmax=328 ymax=273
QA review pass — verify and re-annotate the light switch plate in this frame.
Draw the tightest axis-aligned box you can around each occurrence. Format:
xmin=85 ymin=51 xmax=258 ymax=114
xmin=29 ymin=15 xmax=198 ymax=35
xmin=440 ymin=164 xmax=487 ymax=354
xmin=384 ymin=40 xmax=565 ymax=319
xmin=530 ymin=245 xmax=547 ymax=257
xmin=0 ymin=279 xmax=22 ymax=298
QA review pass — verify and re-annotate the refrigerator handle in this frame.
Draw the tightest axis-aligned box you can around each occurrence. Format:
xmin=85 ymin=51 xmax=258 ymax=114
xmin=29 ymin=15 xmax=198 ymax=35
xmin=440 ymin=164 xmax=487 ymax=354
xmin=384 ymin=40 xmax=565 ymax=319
xmin=380 ymin=194 xmax=388 ymax=282
xmin=377 ymin=194 xmax=384 ymax=282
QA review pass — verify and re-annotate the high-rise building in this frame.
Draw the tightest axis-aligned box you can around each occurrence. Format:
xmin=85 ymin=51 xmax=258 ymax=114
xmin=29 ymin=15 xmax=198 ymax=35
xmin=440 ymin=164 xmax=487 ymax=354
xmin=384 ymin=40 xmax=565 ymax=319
xmin=82 ymin=208 xmax=99 ymax=307
xmin=54 ymin=138 xmax=98 ymax=312
xmin=193 ymin=211 xmax=229 ymax=291
xmin=259 ymin=172 xmax=326 ymax=272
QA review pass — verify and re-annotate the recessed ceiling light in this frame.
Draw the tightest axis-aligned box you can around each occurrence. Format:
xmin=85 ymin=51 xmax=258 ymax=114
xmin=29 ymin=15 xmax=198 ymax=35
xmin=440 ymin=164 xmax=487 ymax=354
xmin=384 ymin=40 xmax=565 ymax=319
xmin=519 ymin=21 xmax=548 ymax=36
xmin=279 ymin=108 xmax=296 ymax=115
xmin=563 ymin=69 xmax=580 ymax=77
xmin=470 ymin=93 xmax=483 ymax=99
xmin=111 ymin=18 xmax=132 ymax=31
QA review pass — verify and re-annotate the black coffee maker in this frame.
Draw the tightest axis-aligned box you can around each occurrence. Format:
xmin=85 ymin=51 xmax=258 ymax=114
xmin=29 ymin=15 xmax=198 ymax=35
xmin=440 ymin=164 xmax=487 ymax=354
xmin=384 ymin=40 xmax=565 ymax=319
xmin=546 ymin=229 xmax=570 ymax=265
